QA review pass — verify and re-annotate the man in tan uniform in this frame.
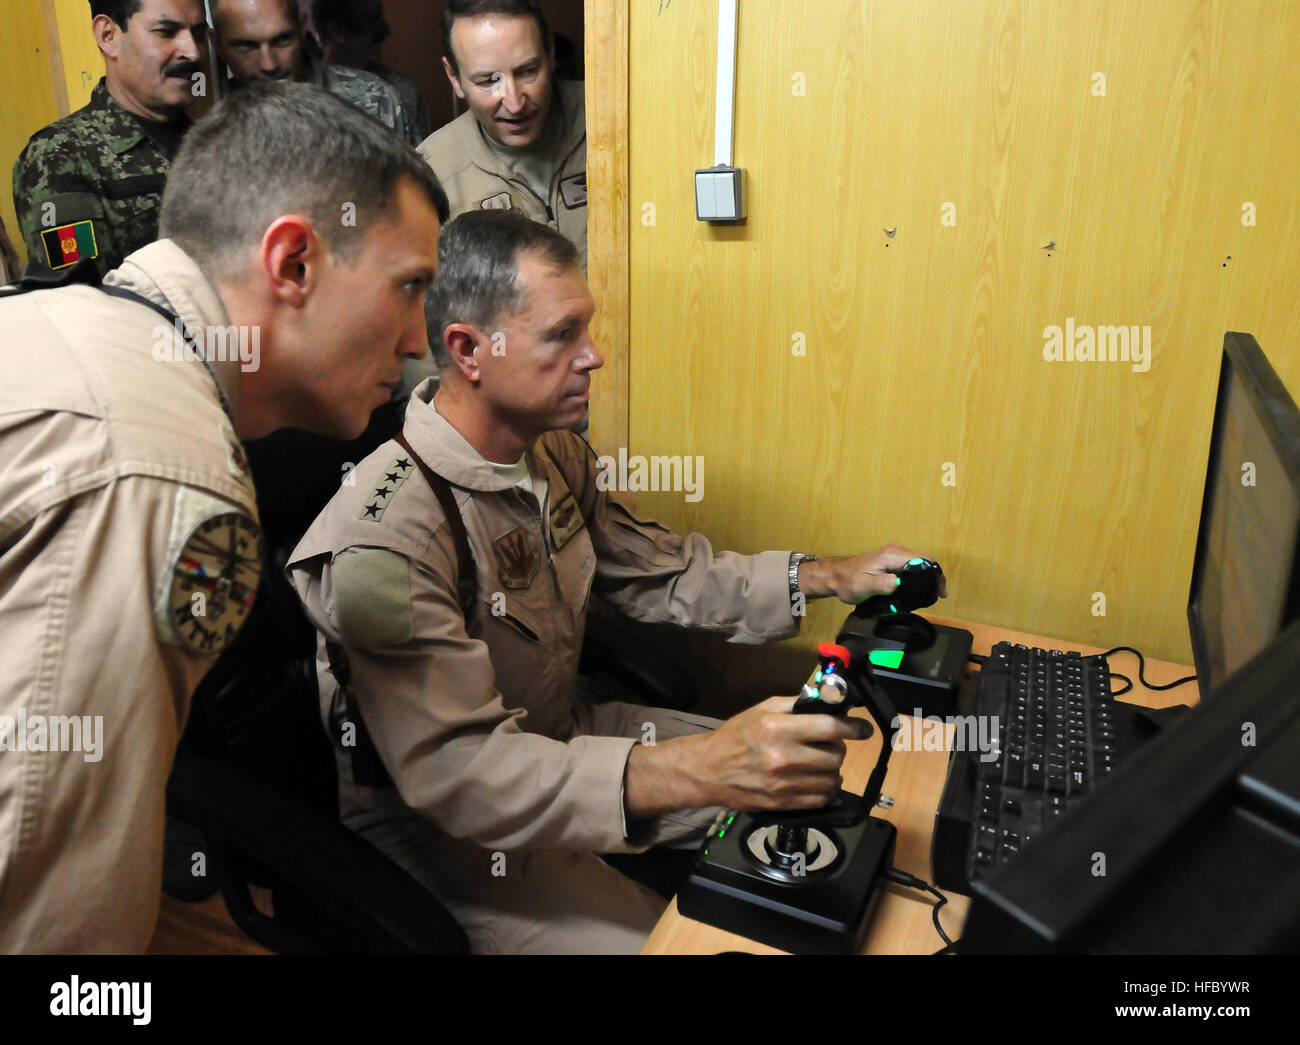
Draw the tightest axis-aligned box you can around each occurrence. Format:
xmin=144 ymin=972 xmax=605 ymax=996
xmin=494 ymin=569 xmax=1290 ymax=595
xmin=419 ymin=1 xmax=586 ymax=269
xmin=0 ymin=82 xmax=447 ymax=952
xmin=288 ymin=211 xmax=945 ymax=953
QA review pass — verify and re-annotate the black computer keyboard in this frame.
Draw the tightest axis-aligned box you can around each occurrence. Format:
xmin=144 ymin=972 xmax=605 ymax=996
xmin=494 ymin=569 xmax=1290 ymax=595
xmin=932 ymin=642 xmax=1151 ymax=892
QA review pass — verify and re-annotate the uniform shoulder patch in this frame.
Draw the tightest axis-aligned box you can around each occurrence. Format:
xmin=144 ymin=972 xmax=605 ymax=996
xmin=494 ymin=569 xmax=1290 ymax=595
xmin=157 ymin=493 xmax=263 ymax=657
xmin=359 ymin=455 xmax=416 ymax=521
xmin=40 ymin=220 xmax=98 ymax=270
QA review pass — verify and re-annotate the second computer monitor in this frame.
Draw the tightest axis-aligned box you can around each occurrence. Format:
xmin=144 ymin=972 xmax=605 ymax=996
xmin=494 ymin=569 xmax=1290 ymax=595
xmin=1187 ymin=332 xmax=1300 ymax=696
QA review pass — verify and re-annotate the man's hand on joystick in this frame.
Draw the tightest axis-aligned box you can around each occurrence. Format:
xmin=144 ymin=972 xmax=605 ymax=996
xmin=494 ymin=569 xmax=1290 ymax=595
xmin=624 ymin=695 xmax=872 ymax=818
xmin=795 ymin=544 xmax=948 ymax=606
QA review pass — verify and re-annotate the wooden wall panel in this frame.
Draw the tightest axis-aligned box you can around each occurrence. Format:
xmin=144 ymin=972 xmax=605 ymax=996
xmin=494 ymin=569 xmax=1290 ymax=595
xmin=616 ymin=0 xmax=1300 ymax=670
xmin=52 ymin=0 xmax=103 ymax=112
xmin=1 ymin=0 xmax=63 ymax=267
xmin=585 ymin=0 xmax=630 ymax=452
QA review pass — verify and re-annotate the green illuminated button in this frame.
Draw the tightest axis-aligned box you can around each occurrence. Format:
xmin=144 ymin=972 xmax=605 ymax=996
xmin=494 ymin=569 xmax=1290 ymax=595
xmin=869 ymin=649 xmax=905 ymax=669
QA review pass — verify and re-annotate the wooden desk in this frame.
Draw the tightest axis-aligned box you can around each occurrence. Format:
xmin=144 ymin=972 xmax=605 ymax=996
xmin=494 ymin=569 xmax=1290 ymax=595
xmin=640 ymin=616 xmax=1200 ymax=955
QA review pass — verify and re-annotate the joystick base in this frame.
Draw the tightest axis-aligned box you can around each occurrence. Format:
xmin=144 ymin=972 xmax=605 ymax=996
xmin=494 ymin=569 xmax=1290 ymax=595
xmin=677 ymin=793 xmax=897 ymax=954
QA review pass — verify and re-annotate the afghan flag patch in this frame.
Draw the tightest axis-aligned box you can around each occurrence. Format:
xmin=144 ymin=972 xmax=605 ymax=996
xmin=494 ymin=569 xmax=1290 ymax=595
xmin=40 ymin=220 xmax=99 ymax=270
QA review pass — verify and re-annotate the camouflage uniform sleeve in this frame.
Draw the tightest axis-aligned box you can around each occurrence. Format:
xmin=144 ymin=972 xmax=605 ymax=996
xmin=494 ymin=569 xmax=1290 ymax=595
xmin=12 ymin=133 xmax=114 ymax=276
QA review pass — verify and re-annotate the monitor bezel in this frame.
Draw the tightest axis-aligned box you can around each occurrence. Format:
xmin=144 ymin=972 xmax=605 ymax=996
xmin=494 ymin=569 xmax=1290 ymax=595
xmin=1186 ymin=331 xmax=1300 ymax=697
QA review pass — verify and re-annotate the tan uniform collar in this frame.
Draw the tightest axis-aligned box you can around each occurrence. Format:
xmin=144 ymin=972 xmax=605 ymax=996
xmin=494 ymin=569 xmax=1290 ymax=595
xmin=404 ymin=378 xmax=555 ymax=494
xmin=103 ymin=240 xmax=241 ymax=419
xmin=449 ymin=79 xmax=586 ymax=176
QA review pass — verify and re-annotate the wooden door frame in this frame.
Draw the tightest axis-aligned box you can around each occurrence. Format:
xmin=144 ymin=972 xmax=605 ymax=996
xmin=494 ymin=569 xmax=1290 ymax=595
xmin=583 ymin=0 xmax=630 ymax=453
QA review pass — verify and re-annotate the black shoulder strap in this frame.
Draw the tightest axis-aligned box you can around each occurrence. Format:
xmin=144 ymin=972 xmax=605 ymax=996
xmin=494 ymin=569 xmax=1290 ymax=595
xmin=0 ymin=256 xmax=102 ymax=297
xmin=97 ymin=282 xmax=187 ymax=333
xmin=323 ymin=639 xmax=393 ymax=789
xmin=0 ymin=261 xmax=201 ymax=357
xmin=320 ymin=431 xmax=474 ymax=790
xmin=394 ymin=431 xmax=476 ymax=618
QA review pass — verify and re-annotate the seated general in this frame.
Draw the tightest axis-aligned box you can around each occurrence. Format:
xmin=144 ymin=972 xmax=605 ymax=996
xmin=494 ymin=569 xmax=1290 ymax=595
xmin=287 ymin=209 xmax=944 ymax=954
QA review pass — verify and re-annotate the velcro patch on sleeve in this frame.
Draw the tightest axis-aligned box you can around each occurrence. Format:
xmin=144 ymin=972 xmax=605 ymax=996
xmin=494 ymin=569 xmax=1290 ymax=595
xmin=333 ymin=548 xmax=414 ymax=648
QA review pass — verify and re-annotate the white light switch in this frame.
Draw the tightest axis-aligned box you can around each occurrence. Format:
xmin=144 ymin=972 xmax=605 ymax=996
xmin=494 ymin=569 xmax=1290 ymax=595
xmin=695 ymin=166 xmax=746 ymax=222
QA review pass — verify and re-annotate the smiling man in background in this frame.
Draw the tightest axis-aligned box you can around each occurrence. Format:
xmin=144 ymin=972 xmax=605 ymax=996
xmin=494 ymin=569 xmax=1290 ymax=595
xmin=420 ymin=0 xmax=587 ymax=272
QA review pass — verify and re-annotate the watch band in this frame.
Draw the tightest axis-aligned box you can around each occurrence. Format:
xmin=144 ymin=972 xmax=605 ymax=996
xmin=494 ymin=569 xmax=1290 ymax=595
xmin=788 ymin=553 xmax=817 ymax=602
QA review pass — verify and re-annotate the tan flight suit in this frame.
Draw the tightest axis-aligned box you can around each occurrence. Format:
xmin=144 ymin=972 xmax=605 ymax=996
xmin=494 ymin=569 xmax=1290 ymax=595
xmin=0 ymin=240 xmax=262 ymax=952
xmin=288 ymin=380 xmax=798 ymax=953
xmin=417 ymin=80 xmax=588 ymax=270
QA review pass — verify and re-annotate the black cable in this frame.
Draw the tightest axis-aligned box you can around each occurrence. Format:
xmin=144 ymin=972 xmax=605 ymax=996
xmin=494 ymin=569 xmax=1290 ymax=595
xmin=1099 ymin=645 xmax=1197 ymax=691
xmin=968 ymin=652 xmax=986 ymax=665
xmin=884 ymin=867 xmax=954 ymax=948
xmin=1110 ymin=671 xmax=1133 ymax=696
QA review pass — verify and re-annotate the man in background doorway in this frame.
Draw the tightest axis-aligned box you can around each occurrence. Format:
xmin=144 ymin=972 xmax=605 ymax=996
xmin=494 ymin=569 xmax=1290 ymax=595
xmin=210 ymin=0 xmax=417 ymax=144
xmin=419 ymin=0 xmax=586 ymax=272
xmin=313 ymin=0 xmax=434 ymax=142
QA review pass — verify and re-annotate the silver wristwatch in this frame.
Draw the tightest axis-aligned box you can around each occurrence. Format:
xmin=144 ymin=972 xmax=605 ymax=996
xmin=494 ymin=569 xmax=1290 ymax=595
xmin=788 ymin=553 xmax=817 ymax=602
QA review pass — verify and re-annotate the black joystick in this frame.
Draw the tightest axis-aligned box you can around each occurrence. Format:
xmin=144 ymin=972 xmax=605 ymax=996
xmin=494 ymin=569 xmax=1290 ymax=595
xmin=853 ymin=557 xmax=943 ymax=619
xmin=778 ymin=643 xmax=862 ymax=871
xmin=849 ymin=558 xmax=944 ymax=656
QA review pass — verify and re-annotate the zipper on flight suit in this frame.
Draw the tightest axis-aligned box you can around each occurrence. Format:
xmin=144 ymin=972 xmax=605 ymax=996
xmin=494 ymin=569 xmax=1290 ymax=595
xmin=473 ymin=131 xmax=583 ymax=226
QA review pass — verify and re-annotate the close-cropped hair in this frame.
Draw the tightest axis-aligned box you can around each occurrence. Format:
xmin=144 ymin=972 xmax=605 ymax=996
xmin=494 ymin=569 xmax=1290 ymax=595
xmin=159 ymin=81 xmax=449 ymax=280
xmin=424 ymin=209 xmax=578 ymax=368
xmin=210 ymin=0 xmax=300 ymax=32
xmin=88 ymin=0 xmax=145 ymax=27
xmin=441 ymin=0 xmax=550 ymax=74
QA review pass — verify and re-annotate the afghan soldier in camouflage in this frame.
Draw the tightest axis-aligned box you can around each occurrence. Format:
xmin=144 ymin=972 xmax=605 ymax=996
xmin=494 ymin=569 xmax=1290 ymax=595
xmin=211 ymin=0 xmax=414 ymax=144
xmin=11 ymin=0 xmax=208 ymax=277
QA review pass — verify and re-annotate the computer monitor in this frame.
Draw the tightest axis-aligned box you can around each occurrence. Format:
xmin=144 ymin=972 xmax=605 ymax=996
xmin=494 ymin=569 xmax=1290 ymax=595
xmin=959 ymin=616 xmax=1300 ymax=954
xmin=1187 ymin=332 xmax=1300 ymax=696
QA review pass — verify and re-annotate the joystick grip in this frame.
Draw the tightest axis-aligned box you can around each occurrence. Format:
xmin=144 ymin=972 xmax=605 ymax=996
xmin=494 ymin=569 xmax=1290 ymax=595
xmin=853 ymin=557 xmax=942 ymax=620
xmin=792 ymin=643 xmax=853 ymax=715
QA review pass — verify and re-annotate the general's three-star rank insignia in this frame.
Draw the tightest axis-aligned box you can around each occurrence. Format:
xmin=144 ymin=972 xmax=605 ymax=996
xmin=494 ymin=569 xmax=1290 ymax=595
xmin=494 ymin=526 xmax=540 ymax=590
xmin=359 ymin=456 xmax=415 ymax=522
xmin=549 ymin=492 xmax=584 ymax=550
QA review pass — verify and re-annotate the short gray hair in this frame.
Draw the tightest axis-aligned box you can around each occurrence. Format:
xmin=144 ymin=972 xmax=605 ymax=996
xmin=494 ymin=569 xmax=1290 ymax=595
xmin=160 ymin=81 xmax=449 ymax=280
xmin=425 ymin=209 xmax=579 ymax=368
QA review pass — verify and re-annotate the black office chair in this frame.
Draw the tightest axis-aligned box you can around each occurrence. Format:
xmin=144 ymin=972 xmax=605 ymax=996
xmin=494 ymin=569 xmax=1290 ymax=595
xmin=169 ymin=402 xmax=700 ymax=953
